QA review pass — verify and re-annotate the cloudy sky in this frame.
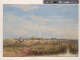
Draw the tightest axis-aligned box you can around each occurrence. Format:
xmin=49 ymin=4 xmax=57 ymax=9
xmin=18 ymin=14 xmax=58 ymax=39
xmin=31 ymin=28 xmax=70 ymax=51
xmin=3 ymin=5 xmax=78 ymax=39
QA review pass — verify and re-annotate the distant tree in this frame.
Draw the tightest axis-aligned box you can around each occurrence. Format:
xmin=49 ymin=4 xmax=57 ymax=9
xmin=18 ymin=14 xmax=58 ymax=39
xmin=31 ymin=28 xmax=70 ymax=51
xmin=18 ymin=37 xmax=24 ymax=43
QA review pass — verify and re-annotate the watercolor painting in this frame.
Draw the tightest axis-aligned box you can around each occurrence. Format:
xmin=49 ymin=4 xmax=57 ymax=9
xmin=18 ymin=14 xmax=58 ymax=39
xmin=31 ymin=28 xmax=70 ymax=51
xmin=3 ymin=5 xmax=78 ymax=57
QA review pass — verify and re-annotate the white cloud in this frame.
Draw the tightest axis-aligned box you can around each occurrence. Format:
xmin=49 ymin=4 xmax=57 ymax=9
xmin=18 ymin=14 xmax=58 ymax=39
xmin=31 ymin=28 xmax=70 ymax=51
xmin=31 ymin=15 xmax=49 ymax=23
xmin=4 ymin=11 xmax=78 ymax=39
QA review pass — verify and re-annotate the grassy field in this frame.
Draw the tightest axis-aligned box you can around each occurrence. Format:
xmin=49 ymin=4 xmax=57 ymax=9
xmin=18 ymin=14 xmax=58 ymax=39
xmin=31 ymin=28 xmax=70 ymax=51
xmin=3 ymin=38 xmax=78 ymax=57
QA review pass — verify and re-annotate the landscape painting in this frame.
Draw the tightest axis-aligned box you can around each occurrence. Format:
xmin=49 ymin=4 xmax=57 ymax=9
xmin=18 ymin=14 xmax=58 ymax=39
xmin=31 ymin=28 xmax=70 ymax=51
xmin=3 ymin=4 xmax=78 ymax=57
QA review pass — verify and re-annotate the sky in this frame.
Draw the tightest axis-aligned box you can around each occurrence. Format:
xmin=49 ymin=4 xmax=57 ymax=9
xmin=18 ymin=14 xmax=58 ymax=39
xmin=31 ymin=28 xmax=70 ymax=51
xmin=3 ymin=4 xmax=78 ymax=39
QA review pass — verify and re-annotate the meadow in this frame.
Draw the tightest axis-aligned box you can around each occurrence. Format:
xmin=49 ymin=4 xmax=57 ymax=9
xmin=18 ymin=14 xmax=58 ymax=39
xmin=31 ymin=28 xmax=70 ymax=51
xmin=3 ymin=38 xmax=78 ymax=57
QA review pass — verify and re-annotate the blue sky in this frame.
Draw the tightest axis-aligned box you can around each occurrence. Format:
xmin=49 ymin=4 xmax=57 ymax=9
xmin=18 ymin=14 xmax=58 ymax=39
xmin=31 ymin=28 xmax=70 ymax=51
xmin=3 ymin=5 xmax=78 ymax=39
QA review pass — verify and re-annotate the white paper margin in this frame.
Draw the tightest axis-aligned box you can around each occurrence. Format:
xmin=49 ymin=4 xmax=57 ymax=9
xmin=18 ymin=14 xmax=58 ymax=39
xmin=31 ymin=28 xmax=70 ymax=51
xmin=0 ymin=0 xmax=80 ymax=60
